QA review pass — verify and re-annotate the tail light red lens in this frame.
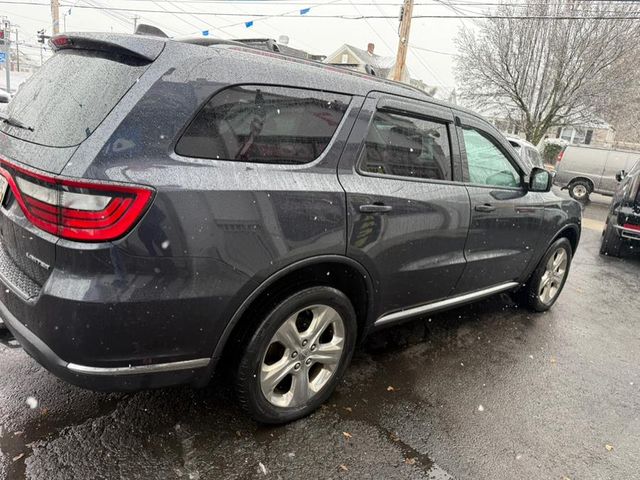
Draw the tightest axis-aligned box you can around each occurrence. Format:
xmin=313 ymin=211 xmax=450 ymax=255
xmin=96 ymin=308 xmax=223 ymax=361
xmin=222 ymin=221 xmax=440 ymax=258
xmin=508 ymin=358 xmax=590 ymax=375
xmin=556 ymin=149 xmax=565 ymax=163
xmin=0 ymin=158 xmax=154 ymax=242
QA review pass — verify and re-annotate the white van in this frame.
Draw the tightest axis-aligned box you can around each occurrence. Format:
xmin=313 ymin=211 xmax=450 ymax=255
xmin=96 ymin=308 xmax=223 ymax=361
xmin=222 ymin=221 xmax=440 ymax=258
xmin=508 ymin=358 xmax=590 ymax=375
xmin=553 ymin=144 xmax=640 ymax=201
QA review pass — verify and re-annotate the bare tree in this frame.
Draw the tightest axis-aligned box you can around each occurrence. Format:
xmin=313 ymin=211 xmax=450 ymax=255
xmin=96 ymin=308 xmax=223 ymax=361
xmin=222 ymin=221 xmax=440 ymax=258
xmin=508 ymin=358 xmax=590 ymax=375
xmin=454 ymin=0 xmax=640 ymax=144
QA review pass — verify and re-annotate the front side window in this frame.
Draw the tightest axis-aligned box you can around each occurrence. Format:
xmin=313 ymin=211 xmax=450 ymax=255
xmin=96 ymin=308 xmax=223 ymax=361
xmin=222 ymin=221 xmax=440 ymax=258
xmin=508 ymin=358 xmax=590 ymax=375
xmin=462 ymin=127 xmax=521 ymax=188
xmin=359 ymin=111 xmax=452 ymax=181
xmin=176 ymin=86 xmax=350 ymax=165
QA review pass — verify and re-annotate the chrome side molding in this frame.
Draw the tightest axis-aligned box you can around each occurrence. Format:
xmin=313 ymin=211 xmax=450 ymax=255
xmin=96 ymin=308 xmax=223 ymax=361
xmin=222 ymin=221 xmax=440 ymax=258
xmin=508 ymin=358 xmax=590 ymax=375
xmin=67 ymin=358 xmax=211 ymax=376
xmin=374 ymin=281 xmax=520 ymax=327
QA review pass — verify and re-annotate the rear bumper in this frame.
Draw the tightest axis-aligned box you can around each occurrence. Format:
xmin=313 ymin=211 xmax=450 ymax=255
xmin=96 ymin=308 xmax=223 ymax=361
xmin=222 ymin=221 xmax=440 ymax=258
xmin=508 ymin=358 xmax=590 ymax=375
xmin=0 ymin=238 xmax=253 ymax=391
xmin=0 ymin=299 xmax=211 ymax=391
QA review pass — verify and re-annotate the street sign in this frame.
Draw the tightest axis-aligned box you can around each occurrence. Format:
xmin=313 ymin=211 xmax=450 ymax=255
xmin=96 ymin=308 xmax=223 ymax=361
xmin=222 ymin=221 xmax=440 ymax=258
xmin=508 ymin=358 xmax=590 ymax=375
xmin=0 ymin=52 xmax=5 ymax=64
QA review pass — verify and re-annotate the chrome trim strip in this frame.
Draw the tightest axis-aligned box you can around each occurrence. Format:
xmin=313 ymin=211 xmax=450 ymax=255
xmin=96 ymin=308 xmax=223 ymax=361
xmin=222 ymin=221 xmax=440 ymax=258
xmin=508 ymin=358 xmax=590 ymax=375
xmin=614 ymin=224 xmax=640 ymax=240
xmin=374 ymin=282 xmax=520 ymax=327
xmin=67 ymin=358 xmax=211 ymax=376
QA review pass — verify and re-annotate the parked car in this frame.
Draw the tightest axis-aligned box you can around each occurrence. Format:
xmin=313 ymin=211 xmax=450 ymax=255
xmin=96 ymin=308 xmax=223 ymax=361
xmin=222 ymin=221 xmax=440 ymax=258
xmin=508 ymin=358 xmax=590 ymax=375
xmin=506 ymin=136 xmax=544 ymax=171
xmin=0 ymin=33 xmax=581 ymax=424
xmin=600 ymin=160 xmax=640 ymax=256
xmin=554 ymin=144 xmax=640 ymax=202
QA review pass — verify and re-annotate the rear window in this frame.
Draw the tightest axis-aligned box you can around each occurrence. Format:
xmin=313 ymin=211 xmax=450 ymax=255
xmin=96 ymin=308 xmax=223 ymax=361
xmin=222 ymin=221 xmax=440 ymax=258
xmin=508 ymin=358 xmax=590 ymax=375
xmin=175 ymin=85 xmax=350 ymax=165
xmin=1 ymin=50 xmax=148 ymax=147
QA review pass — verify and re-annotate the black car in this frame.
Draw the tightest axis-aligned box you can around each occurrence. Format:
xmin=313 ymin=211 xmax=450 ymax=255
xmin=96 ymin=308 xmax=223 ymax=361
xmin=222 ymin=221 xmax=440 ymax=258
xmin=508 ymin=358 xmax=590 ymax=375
xmin=601 ymin=160 xmax=640 ymax=256
xmin=0 ymin=33 xmax=581 ymax=424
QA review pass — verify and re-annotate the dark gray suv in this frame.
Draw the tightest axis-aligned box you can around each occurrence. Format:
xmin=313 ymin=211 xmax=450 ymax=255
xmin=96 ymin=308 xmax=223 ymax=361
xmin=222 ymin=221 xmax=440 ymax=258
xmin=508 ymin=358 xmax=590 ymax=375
xmin=0 ymin=33 xmax=581 ymax=423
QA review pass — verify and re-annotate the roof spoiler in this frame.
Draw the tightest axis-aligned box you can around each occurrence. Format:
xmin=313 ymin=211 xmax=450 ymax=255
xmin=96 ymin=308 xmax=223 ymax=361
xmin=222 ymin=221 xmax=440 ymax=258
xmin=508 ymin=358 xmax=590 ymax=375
xmin=49 ymin=33 xmax=164 ymax=63
xmin=134 ymin=24 xmax=169 ymax=38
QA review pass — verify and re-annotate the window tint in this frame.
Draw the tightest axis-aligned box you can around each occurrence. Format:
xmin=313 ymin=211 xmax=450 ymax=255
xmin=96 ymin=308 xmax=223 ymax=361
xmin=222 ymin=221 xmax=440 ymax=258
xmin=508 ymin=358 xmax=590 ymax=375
xmin=359 ymin=111 xmax=451 ymax=181
xmin=462 ymin=127 xmax=521 ymax=187
xmin=176 ymin=86 xmax=350 ymax=164
xmin=1 ymin=50 xmax=148 ymax=147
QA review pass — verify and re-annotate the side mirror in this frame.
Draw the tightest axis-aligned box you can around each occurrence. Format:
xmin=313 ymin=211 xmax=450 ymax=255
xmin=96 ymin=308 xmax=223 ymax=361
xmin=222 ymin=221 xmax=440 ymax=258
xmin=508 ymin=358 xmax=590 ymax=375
xmin=529 ymin=167 xmax=552 ymax=192
xmin=615 ymin=170 xmax=626 ymax=182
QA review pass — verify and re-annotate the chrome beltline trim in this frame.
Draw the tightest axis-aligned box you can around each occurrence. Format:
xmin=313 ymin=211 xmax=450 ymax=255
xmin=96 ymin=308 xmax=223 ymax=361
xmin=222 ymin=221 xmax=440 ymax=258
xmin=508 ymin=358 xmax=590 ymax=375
xmin=67 ymin=358 xmax=211 ymax=376
xmin=374 ymin=281 xmax=520 ymax=327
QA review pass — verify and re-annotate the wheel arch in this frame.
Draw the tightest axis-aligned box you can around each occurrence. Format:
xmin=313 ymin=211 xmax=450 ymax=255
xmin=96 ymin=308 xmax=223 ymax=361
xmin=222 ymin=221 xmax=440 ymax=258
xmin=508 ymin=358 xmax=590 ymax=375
xmin=202 ymin=255 xmax=375 ymax=382
xmin=551 ymin=223 xmax=581 ymax=254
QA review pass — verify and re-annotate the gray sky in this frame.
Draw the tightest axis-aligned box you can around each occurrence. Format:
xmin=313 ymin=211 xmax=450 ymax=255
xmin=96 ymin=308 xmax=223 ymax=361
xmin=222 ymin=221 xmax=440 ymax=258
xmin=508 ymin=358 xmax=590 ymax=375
xmin=1 ymin=0 xmax=484 ymax=92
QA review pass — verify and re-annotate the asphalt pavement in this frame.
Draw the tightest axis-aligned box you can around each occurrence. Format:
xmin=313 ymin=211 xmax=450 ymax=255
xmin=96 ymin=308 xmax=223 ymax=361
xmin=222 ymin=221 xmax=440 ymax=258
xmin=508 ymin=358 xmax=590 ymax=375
xmin=1 ymin=193 xmax=638 ymax=480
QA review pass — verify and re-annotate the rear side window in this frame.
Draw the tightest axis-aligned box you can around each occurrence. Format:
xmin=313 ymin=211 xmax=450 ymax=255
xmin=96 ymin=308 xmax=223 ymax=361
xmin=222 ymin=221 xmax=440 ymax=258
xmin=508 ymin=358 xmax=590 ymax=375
xmin=175 ymin=86 xmax=350 ymax=165
xmin=1 ymin=50 xmax=148 ymax=147
xmin=359 ymin=111 xmax=452 ymax=181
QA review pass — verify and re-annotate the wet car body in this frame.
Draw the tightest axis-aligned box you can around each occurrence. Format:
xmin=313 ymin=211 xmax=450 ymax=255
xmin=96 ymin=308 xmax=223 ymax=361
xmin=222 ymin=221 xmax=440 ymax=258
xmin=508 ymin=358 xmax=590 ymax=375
xmin=601 ymin=160 xmax=640 ymax=255
xmin=0 ymin=33 xmax=581 ymax=392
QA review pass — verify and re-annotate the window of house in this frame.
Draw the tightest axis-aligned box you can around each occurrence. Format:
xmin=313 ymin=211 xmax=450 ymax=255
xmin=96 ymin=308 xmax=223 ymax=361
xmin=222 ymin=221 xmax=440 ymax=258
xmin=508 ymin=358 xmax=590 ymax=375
xmin=359 ymin=111 xmax=452 ymax=181
xmin=462 ymin=127 xmax=521 ymax=188
xmin=341 ymin=54 xmax=349 ymax=64
xmin=175 ymin=86 xmax=350 ymax=164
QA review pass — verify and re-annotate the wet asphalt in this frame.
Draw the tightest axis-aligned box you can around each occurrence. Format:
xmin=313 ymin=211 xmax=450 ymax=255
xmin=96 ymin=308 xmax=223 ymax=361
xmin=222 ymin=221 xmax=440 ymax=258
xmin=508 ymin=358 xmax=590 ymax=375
xmin=1 ymin=193 xmax=638 ymax=480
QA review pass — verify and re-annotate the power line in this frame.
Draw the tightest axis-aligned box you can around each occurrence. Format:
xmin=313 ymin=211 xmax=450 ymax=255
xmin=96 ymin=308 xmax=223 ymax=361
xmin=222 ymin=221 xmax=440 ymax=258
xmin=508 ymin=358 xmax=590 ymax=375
xmin=2 ymin=2 xmax=639 ymax=19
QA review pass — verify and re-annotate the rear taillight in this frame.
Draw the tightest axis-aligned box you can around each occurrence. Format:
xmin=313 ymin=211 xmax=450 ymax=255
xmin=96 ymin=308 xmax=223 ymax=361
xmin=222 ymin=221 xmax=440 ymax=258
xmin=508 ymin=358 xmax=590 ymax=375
xmin=0 ymin=158 xmax=153 ymax=242
xmin=556 ymin=149 xmax=565 ymax=163
xmin=623 ymin=223 xmax=640 ymax=232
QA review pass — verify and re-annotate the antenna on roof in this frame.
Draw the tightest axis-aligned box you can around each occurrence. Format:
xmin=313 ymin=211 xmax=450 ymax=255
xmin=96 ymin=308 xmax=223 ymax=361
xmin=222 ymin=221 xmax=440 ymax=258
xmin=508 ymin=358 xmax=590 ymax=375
xmin=135 ymin=24 xmax=168 ymax=38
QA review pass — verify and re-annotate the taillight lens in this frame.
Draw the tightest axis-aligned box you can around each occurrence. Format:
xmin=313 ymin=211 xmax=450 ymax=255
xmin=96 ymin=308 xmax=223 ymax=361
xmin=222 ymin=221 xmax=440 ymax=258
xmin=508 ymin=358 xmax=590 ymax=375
xmin=0 ymin=158 xmax=154 ymax=242
xmin=556 ymin=149 xmax=565 ymax=163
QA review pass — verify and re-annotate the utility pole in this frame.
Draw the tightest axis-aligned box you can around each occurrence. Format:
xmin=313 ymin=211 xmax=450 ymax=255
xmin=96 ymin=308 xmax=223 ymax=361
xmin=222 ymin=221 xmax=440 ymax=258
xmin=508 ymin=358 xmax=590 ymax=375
xmin=1 ymin=18 xmax=11 ymax=92
xmin=13 ymin=28 xmax=18 ymax=72
xmin=391 ymin=0 xmax=414 ymax=83
xmin=51 ymin=0 xmax=60 ymax=35
xmin=133 ymin=15 xmax=140 ymax=33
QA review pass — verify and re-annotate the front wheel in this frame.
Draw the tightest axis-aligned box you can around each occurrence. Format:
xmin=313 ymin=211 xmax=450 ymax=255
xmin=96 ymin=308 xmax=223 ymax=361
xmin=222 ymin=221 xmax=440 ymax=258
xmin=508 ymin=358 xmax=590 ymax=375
xmin=235 ymin=286 xmax=357 ymax=424
xmin=568 ymin=180 xmax=591 ymax=203
xmin=519 ymin=237 xmax=573 ymax=312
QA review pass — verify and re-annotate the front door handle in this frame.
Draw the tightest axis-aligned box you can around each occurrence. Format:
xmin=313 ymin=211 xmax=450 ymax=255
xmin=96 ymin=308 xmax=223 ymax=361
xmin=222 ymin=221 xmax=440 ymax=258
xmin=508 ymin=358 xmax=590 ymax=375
xmin=474 ymin=203 xmax=496 ymax=213
xmin=359 ymin=204 xmax=393 ymax=214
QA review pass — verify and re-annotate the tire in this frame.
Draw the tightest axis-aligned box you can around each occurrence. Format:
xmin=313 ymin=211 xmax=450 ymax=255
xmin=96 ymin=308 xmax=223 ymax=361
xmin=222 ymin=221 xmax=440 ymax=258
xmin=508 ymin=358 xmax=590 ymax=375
xmin=600 ymin=220 xmax=624 ymax=257
xmin=235 ymin=286 xmax=357 ymax=424
xmin=519 ymin=237 xmax=573 ymax=312
xmin=568 ymin=180 xmax=591 ymax=202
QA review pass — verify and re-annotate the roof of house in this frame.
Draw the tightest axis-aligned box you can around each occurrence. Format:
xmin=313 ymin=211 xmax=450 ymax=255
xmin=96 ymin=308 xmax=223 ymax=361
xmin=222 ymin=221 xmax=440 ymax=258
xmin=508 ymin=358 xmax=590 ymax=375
xmin=326 ymin=44 xmax=403 ymax=79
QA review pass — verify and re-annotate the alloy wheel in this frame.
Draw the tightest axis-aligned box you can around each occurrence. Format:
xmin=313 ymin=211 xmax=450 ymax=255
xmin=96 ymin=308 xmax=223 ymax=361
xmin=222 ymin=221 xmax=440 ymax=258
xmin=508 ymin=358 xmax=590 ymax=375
xmin=538 ymin=247 xmax=569 ymax=304
xmin=260 ymin=305 xmax=345 ymax=408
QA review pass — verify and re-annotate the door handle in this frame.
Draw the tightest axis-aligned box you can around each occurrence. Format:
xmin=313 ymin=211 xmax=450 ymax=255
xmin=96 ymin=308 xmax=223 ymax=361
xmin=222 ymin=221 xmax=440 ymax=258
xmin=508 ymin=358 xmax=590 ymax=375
xmin=474 ymin=203 xmax=496 ymax=213
xmin=359 ymin=204 xmax=393 ymax=214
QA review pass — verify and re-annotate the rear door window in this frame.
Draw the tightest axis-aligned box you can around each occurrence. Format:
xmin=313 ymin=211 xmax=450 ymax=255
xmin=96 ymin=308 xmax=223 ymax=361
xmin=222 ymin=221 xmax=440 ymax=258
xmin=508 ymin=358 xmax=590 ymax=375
xmin=175 ymin=86 xmax=350 ymax=165
xmin=359 ymin=110 xmax=452 ymax=181
xmin=1 ymin=50 xmax=149 ymax=147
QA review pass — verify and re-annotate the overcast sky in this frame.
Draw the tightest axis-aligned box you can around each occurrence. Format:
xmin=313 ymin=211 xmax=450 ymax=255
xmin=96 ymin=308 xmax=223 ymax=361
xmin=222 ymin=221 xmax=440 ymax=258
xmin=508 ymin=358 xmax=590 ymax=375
xmin=1 ymin=0 xmax=486 ymax=93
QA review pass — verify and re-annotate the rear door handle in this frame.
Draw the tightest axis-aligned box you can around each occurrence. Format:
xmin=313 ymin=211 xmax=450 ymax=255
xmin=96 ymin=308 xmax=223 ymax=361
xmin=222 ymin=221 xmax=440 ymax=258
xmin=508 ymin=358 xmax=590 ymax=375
xmin=359 ymin=204 xmax=393 ymax=214
xmin=474 ymin=204 xmax=496 ymax=213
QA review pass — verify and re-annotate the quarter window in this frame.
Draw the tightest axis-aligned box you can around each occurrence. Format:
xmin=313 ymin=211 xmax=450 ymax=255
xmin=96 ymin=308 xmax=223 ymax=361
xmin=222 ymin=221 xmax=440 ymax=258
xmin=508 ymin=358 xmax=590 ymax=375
xmin=359 ymin=111 xmax=452 ymax=181
xmin=462 ymin=127 xmax=521 ymax=187
xmin=176 ymin=86 xmax=350 ymax=165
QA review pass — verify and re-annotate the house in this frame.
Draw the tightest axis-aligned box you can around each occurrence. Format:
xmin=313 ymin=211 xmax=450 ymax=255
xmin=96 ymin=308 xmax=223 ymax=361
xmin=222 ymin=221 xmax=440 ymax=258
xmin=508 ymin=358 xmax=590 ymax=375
xmin=323 ymin=43 xmax=411 ymax=83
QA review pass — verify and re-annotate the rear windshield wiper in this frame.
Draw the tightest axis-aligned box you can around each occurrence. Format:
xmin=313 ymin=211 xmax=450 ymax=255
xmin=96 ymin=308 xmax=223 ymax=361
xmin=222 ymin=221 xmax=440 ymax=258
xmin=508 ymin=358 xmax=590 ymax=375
xmin=0 ymin=112 xmax=34 ymax=132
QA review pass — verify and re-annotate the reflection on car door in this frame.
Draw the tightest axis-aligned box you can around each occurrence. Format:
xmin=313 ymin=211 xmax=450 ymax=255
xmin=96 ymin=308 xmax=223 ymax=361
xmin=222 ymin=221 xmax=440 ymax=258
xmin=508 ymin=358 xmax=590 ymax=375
xmin=453 ymin=113 xmax=545 ymax=294
xmin=338 ymin=93 xmax=471 ymax=317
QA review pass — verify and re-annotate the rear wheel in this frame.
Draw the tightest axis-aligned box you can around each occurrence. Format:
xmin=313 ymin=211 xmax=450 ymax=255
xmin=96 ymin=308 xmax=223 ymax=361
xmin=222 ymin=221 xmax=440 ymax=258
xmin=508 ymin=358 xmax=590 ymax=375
xmin=519 ymin=238 xmax=573 ymax=312
xmin=600 ymin=221 xmax=624 ymax=257
xmin=235 ymin=286 xmax=357 ymax=424
xmin=568 ymin=180 xmax=591 ymax=202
